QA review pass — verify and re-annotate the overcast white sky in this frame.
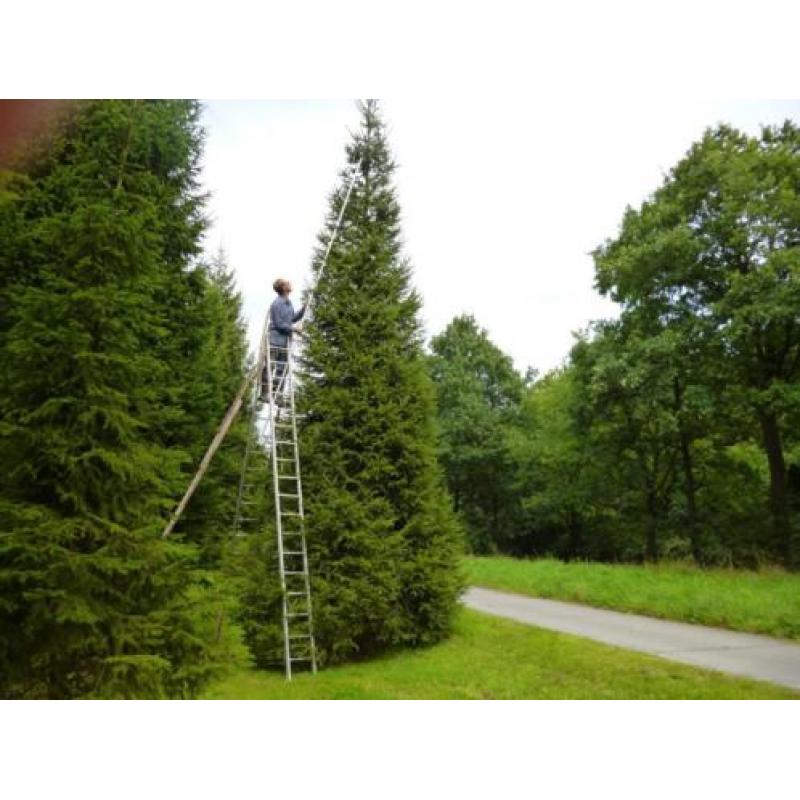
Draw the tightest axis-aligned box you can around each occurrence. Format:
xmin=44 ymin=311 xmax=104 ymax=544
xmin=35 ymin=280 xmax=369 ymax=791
xmin=199 ymin=100 xmax=799 ymax=375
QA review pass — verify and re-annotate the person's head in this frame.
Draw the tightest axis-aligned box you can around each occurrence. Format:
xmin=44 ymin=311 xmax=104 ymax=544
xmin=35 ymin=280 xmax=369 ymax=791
xmin=273 ymin=278 xmax=292 ymax=296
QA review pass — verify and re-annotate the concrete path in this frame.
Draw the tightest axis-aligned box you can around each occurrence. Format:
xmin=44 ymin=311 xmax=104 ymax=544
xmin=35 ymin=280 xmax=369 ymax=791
xmin=464 ymin=586 xmax=800 ymax=691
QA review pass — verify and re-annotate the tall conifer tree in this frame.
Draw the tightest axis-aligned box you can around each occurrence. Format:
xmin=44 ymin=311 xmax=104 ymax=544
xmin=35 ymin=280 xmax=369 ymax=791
xmin=297 ymin=100 xmax=463 ymax=663
xmin=0 ymin=101 xmax=242 ymax=697
xmin=239 ymin=101 xmax=463 ymax=666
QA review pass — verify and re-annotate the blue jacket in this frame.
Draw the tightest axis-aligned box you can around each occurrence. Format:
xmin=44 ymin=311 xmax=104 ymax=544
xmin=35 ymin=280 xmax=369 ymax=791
xmin=269 ymin=295 xmax=305 ymax=347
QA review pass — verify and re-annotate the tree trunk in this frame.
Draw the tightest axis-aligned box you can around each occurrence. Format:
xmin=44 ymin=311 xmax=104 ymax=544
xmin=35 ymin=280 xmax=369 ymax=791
xmin=673 ymin=378 xmax=701 ymax=563
xmin=757 ymin=410 xmax=790 ymax=564
xmin=679 ymin=433 xmax=700 ymax=563
xmin=491 ymin=495 xmax=499 ymax=549
xmin=645 ymin=487 xmax=658 ymax=562
xmin=568 ymin=509 xmax=583 ymax=560
xmin=213 ymin=608 xmax=225 ymax=644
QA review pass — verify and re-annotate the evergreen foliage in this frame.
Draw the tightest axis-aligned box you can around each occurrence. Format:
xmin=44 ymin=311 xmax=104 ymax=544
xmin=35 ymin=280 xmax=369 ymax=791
xmin=0 ymin=101 xmax=248 ymax=697
xmin=241 ymin=101 xmax=464 ymax=666
xmin=177 ymin=247 xmax=252 ymax=567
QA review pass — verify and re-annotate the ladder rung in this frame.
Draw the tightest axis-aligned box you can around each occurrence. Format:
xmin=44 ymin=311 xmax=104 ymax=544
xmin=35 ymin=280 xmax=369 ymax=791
xmin=283 ymin=551 xmax=304 ymax=556
xmin=289 ymin=657 xmax=312 ymax=662
xmin=286 ymin=591 xmax=307 ymax=596
xmin=274 ymin=440 xmax=294 ymax=446
xmin=279 ymin=493 xmax=299 ymax=498
xmin=284 ymin=570 xmax=306 ymax=575
xmin=287 ymin=612 xmax=309 ymax=618
xmin=281 ymin=511 xmax=302 ymax=516
xmin=289 ymin=633 xmax=312 ymax=640
xmin=276 ymin=457 xmax=295 ymax=462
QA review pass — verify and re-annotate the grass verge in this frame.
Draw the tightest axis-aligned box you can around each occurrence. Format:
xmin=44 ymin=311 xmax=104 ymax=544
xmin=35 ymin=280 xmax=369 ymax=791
xmin=464 ymin=556 xmax=800 ymax=639
xmin=204 ymin=609 xmax=797 ymax=699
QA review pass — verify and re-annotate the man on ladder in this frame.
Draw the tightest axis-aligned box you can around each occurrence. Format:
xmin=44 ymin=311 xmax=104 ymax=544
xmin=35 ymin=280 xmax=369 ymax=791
xmin=260 ymin=278 xmax=306 ymax=402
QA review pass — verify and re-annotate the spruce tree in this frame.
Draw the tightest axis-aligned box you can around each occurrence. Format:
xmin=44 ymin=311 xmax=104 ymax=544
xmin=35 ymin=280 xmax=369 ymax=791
xmin=0 ymin=101 xmax=244 ymax=697
xmin=176 ymin=247 xmax=251 ymax=566
xmin=243 ymin=101 xmax=463 ymax=666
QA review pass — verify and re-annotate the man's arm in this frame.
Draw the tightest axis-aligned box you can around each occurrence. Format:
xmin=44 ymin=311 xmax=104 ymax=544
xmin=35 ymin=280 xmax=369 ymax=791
xmin=292 ymin=303 xmax=306 ymax=323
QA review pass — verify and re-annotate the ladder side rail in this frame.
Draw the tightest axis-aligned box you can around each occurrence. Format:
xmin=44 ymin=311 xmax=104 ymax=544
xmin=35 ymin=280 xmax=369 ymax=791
xmin=287 ymin=338 xmax=317 ymax=673
xmin=266 ymin=338 xmax=292 ymax=680
xmin=232 ymin=321 xmax=270 ymax=537
xmin=231 ymin=381 xmax=257 ymax=537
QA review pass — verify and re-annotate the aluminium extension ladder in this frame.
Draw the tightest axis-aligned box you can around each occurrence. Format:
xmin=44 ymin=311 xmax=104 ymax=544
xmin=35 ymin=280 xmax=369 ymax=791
xmin=232 ymin=328 xmax=317 ymax=679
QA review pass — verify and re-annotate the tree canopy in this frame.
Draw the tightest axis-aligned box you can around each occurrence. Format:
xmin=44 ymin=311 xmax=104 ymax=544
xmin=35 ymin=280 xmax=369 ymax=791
xmin=594 ymin=122 xmax=800 ymax=565
xmin=428 ymin=120 xmax=799 ymax=568
xmin=429 ymin=314 xmax=525 ymax=553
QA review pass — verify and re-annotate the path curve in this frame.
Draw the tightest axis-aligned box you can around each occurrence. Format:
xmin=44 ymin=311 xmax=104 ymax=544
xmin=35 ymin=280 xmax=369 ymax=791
xmin=464 ymin=586 xmax=800 ymax=691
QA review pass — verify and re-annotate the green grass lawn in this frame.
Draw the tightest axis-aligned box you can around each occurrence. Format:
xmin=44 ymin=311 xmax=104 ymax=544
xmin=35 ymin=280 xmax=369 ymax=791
xmin=464 ymin=556 xmax=800 ymax=639
xmin=204 ymin=609 xmax=798 ymax=699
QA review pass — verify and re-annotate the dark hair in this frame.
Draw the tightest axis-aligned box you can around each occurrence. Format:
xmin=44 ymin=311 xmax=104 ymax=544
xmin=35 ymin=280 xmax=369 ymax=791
xmin=273 ymin=278 xmax=289 ymax=295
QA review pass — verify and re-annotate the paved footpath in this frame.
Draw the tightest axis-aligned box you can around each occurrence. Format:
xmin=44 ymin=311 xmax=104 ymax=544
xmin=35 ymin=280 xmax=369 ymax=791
xmin=464 ymin=586 xmax=800 ymax=691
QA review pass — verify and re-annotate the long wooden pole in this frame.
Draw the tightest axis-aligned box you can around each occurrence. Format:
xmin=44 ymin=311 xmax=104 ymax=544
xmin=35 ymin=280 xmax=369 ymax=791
xmin=161 ymin=364 xmax=258 ymax=538
xmin=303 ymin=162 xmax=359 ymax=322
